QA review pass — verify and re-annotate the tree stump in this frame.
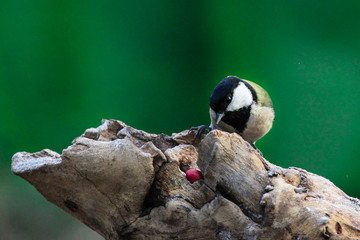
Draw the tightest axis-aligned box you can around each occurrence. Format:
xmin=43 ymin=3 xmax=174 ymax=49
xmin=11 ymin=119 xmax=360 ymax=239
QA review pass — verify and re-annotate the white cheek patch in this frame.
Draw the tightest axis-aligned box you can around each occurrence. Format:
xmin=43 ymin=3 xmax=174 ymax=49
xmin=226 ymin=82 xmax=253 ymax=112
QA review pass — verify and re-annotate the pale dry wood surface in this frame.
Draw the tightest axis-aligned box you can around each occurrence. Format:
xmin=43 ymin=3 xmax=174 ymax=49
xmin=12 ymin=119 xmax=360 ymax=239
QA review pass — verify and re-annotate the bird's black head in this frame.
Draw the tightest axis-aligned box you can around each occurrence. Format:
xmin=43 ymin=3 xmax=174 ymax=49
xmin=209 ymin=76 xmax=241 ymax=113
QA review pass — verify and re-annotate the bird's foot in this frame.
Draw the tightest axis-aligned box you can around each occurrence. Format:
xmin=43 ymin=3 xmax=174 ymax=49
xmin=189 ymin=125 xmax=212 ymax=144
xmin=249 ymin=143 xmax=263 ymax=157
xmin=244 ymin=142 xmax=271 ymax=170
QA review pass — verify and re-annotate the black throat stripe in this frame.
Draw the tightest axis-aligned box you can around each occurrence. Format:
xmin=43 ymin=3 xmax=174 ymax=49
xmin=221 ymin=105 xmax=252 ymax=134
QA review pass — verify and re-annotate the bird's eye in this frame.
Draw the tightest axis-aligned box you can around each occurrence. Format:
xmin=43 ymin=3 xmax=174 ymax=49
xmin=225 ymin=95 xmax=232 ymax=103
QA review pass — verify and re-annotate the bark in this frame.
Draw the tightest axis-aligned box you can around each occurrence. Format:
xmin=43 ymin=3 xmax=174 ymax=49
xmin=11 ymin=119 xmax=360 ymax=240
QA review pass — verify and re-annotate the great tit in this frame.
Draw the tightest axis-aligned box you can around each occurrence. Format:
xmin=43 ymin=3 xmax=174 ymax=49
xmin=195 ymin=76 xmax=274 ymax=146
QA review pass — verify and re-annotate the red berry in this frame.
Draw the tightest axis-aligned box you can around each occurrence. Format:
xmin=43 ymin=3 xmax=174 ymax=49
xmin=186 ymin=169 xmax=203 ymax=183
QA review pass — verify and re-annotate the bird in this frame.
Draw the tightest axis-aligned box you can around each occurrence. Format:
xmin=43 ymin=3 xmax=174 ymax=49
xmin=194 ymin=76 xmax=275 ymax=147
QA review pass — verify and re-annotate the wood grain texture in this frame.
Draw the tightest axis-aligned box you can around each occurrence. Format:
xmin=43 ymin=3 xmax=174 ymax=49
xmin=12 ymin=119 xmax=360 ymax=239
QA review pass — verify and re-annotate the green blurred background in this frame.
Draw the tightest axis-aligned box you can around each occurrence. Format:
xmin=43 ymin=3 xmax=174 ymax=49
xmin=1 ymin=1 xmax=359 ymax=239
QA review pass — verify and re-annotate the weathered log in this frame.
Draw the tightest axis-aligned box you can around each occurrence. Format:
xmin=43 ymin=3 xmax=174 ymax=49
xmin=11 ymin=119 xmax=360 ymax=239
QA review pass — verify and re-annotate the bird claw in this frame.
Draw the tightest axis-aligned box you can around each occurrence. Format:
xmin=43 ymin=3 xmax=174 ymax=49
xmin=189 ymin=125 xmax=211 ymax=144
xmin=249 ymin=143 xmax=263 ymax=157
